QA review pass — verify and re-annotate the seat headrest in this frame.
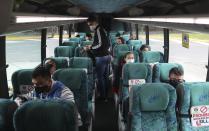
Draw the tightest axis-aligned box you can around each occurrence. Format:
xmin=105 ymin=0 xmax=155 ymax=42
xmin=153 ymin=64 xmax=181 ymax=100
xmin=45 ymin=57 xmax=68 ymax=69
xmin=139 ymin=83 xmax=172 ymax=111
xmin=0 ymin=99 xmax=18 ymax=131
xmin=62 ymin=41 xmax=78 ymax=47
xmin=54 ymin=46 xmax=74 ymax=58
xmin=53 ymin=68 xmax=87 ymax=91
xmin=141 ymin=51 xmax=164 ymax=63
xmin=177 ymin=82 xmax=209 ymax=106
xmin=14 ymin=99 xmax=77 ymax=131
xmin=69 ymin=57 xmax=93 ymax=74
xmin=153 ymin=63 xmax=183 ymax=81
xmin=12 ymin=69 xmax=33 ymax=97
xmin=123 ymin=63 xmax=152 ymax=85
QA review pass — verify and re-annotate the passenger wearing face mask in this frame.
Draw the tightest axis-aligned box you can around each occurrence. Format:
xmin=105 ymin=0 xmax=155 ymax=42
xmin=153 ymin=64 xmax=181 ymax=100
xmin=85 ymin=15 xmax=111 ymax=101
xmin=113 ymin=52 xmax=135 ymax=94
xmin=168 ymin=67 xmax=184 ymax=88
xmin=14 ymin=66 xmax=83 ymax=125
xmin=14 ymin=66 xmax=75 ymax=105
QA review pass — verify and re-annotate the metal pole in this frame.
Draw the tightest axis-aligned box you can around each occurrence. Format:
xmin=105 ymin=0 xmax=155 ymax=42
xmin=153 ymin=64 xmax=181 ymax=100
xmin=163 ymin=28 xmax=169 ymax=63
xmin=135 ymin=24 xmax=139 ymax=40
xmin=41 ymin=28 xmax=47 ymax=63
xmin=0 ymin=36 xmax=9 ymax=98
xmin=68 ymin=25 xmax=72 ymax=38
xmin=59 ymin=25 xmax=64 ymax=46
xmin=145 ymin=25 xmax=149 ymax=45
xmin=206 ymin=47 xmax=209 ymax=81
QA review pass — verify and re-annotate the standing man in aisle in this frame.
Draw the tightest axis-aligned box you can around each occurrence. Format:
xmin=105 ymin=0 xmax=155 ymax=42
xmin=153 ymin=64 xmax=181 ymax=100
xmin=85 ymin=15 xmax=111 ymax=101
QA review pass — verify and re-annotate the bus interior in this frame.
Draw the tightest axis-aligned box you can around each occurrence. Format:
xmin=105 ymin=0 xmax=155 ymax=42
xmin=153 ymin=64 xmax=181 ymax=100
xmin=1 ymin=0 xmax=209 ymax=131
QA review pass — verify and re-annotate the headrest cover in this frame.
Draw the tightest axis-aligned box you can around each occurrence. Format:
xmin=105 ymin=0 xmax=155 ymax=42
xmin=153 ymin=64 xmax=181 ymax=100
xmin=189 ymin=82 xmax=209 ymax=106
xmin=139 ymin=84 xmax=170 ymax=111
xmin=142 ymin=51 xmax=163 ymax=63
xmin=123 ymin=63 xmax=148 ymax=79
xmin=159 ymin=63 xmax=183 ymax=81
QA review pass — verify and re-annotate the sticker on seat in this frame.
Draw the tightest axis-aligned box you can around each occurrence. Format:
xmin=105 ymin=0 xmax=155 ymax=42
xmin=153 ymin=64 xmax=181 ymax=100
xmin=191 ymin=105 xmax=209 ymax=127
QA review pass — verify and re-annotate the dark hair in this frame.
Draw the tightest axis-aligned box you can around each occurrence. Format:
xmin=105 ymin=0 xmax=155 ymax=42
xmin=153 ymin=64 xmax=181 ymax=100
xmin=32 ymin=65 xmax=51 ymax=79
xmin=117 ymin=37 xmax=125 ymax=44
xmin=86 ymin=33 xmax=92 ymax=38
xmin=44 ymin=58 xmax=55 ymax=65
xmin=140 ymin=44 xmax=151 ymax=51
xmin=169 ymin=67 xmax=184 ymax=77
xmin=87 ymin=15 xmax=98 ymax=23
xmin=115 ymin=33 xmax=121 ymax=37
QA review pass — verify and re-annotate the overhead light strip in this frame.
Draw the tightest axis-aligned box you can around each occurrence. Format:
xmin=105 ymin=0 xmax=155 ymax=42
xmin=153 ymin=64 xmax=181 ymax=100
xmin=115 ymin=17 xmax=209 ymax=25
xmin=16 ymin=16 xmax=87 ymax=23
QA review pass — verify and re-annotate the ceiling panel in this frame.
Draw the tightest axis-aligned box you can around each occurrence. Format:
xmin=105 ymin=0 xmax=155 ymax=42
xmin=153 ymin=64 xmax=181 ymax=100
xmin=67 ymin=0 xmax=148 ymax=13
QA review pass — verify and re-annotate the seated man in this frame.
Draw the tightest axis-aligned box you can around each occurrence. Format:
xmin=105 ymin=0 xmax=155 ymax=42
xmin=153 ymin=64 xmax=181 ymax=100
xmin=168 ymin=67 xmax=184 ymax=88
xmin=15 ymin=65 xmax=74 ymax=105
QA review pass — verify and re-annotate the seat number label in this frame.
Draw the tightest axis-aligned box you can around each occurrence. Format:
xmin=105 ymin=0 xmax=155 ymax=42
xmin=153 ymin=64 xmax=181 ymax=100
xmin=191 ymin=105 xmax=209 ymax=127
xmin=128 ymin=79 xmax=145 ymax=86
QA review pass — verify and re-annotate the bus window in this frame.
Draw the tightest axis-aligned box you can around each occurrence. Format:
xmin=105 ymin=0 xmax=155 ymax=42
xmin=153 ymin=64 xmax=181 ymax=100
xmin=6 ymin=31 xmax=41 ymax=95
xmin=169 ymin=31 xmax=209 ymax=82
xmin=148 ymin=27 xmax=164 ymax=53
xmin=46 ymin=26 xmax=69 ymax=58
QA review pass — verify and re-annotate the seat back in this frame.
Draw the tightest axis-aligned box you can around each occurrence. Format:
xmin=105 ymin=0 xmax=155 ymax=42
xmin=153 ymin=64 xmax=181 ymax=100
xmin=113 ymin=44 xmax=130 ymax=58
xmin=140 ymin=51 xmax=164 ymax=63
xmin=11 ymin=69 xmax=33 ymax=98
xmin=45 ymin=57 xmax=68 ymax=69
xmin=129 ymin=83 xmax=177 ymax=131
xmin=81 ymin=41 xmax=93 ymax=47
xmin=13 ymin=99 xmax=78 ymax=131
xmin=62 ymin=41 xmax=78 ymax=47
xmin=53 ymin=69 xmax=88 ymax=124
xmin=128 ymin=40 xmax=143 ymax=51
xmin=69 ymin=37 xmax=81 ymax=44
xmin=0 ymin=99 xmax=18 ymax=131
xmin=176 ymin=82 xmax=209 ymax=130
xmin=122 ymin=63 xmax=152 ymax=100
xmin=54 ymin=46 xmax=74 ymax=58
xmin=152 ymin=63 xmax=183 ymax=82
xmin=69 ymin=57 xmax=94 ymax=99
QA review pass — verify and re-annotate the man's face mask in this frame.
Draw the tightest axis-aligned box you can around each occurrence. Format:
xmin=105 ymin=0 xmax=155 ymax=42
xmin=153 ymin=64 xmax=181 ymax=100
xmin=89 ymin=25 xmax=96 ymax=31
xmin=32 ymin=77 xmax=52 ymax=94
xmin=35 ymin=85 xmax=51 ymax=94
xmin=169 ymin=79 xmax=184 ymax=88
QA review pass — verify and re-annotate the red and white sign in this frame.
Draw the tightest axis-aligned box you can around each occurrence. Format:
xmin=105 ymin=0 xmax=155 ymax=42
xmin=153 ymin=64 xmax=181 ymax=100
xmin=128 ymin=79 xmax=145 ymax=86
xmin=19 ymin=85 xmax=34 ymax=94
xmin=191 ymin=105 xmax=209 ymax=127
